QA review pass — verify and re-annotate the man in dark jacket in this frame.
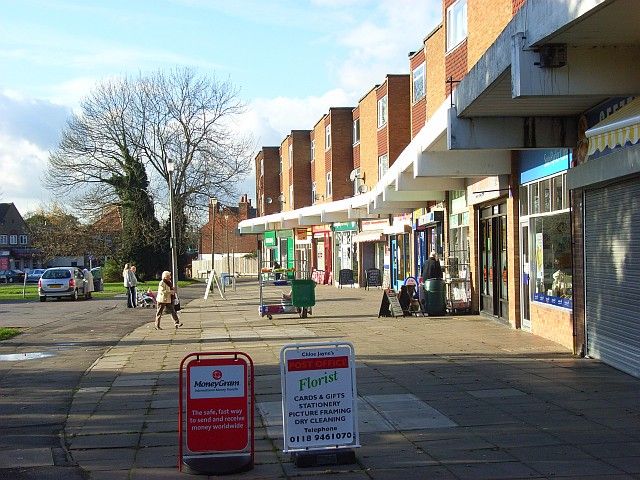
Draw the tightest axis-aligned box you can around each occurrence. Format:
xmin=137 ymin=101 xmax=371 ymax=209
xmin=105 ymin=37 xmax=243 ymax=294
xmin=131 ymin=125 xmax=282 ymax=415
xmin=422 ymin=251 xmax=443 ymax=280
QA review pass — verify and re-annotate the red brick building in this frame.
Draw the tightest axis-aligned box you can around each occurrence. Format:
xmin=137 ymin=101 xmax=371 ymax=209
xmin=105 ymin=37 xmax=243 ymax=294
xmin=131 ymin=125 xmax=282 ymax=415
xmin=200 ymin=194 xmax=257 ymax=255
xmin=255 ymin=147 xmax=281 ymax=217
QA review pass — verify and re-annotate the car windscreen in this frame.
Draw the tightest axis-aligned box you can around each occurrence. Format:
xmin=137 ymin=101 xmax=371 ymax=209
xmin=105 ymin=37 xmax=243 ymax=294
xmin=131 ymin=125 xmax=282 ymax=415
xmin=42 ymin=270 xmax=71 ymax=279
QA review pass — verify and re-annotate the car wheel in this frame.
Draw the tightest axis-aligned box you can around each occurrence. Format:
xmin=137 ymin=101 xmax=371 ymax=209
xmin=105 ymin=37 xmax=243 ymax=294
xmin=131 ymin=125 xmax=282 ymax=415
xmin=8 ymin=277 xmax=14 ymax=283
xmin=73 ymin=289 xmax=79 ymax=301
xmin=39 ymin=296 xmax=46 ymax=302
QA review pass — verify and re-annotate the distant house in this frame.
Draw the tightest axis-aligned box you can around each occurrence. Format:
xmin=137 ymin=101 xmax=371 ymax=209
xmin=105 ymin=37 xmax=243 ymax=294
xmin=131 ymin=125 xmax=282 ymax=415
xmin=0 ymin=203 xmax=38 ymax=271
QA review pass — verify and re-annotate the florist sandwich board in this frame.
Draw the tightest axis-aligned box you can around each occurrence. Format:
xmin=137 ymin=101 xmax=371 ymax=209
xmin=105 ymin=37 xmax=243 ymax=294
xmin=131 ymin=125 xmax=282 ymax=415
xmin=178 ymin=352 xmax=254 ymax=475
xmin=280 ymin=342 xmax=360 ymax=467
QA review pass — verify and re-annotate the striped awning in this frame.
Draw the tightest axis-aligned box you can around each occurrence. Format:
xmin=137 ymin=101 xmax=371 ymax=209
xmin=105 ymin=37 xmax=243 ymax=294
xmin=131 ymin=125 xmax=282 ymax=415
xmin=586 ymin=97 xmax=640 ymax=156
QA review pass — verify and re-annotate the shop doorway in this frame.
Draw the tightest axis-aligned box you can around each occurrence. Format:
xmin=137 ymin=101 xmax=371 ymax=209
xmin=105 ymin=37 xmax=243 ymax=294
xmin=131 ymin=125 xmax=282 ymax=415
xmin=520 ymin=222 xmax=531 ymax=331
xmin=479 ymin=203 xmax=508 ymax=320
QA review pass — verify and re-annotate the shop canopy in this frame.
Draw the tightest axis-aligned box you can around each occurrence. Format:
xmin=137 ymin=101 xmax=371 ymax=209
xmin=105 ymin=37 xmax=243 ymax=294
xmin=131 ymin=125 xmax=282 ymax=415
xmin=586 ymin=97 xmax=640 ymax=156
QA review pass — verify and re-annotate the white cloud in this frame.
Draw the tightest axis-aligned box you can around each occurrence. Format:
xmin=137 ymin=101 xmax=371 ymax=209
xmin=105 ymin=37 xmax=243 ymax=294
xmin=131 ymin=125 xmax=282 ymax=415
xmin=0 ymin=132 xmax=50 ymax=214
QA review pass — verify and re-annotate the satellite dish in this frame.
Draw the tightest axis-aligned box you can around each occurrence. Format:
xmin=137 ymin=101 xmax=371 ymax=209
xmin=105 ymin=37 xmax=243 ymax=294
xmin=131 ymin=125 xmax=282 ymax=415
xmin=278 ymin=193 xmax=285 ymax=202
xmin=266 ymin=197 xmax=273 ymax=204
xmin=358 ymin=184 xmax=369 ymax=194
xmin=349 ymin=168 xmax=362 ymax=182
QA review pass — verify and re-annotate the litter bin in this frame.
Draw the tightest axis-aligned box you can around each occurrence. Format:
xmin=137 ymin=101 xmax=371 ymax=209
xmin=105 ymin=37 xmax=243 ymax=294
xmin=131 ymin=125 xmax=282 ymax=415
xmin=220 ymin=273 xmax=232 ymax=286
xmin=424 ymin=278 xmax=446 ymax=316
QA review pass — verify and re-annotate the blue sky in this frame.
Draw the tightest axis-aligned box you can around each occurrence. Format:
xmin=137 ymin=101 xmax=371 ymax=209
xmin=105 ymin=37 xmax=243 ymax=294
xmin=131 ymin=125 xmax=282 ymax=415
xmin=1 ymin=0 xmax=441 ymax=214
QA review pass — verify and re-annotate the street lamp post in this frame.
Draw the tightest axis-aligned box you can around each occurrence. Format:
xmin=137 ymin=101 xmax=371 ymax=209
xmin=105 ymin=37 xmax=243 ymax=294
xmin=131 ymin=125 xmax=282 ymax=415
xmin=166 ymin=160 xmax=178 ymax=289
xmin=224 ymin=213 xmax=231 ymax=277
xmin=210 ymin=198 xmax=218 ymax=273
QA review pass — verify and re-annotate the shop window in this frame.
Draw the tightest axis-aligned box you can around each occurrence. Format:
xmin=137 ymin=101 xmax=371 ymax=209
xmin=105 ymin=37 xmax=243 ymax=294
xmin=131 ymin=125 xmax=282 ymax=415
xmin=519 ymin=185 xmax=529 ymax=216
xmin=530 ymin=182 xmax=540 ymax=214
xmin=552 ymin=176 xmax=563 ymax=211
xmin=541 ymin=178 xmax=551 ymax=213
xmin=532 ymin=213 xmax=572 ymax=307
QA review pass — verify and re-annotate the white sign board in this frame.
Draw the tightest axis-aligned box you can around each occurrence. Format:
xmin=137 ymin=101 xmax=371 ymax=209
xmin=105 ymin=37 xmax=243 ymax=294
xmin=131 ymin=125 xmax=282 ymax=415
xmin=280 ymin=342 xmax=359 ymax=452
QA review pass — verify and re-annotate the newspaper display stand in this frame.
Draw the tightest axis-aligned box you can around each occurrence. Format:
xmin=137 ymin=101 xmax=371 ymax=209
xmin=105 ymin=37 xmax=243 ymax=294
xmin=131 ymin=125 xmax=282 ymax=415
xmin=280 ymin=342 xmax=359 ymax=468
xmin=178 ymin=352 xmax=254 ymax=475
xmin=445 ymin=261 xmax=472 ymax=313
xmin=259 ymin=254 xmax=315 ymax=319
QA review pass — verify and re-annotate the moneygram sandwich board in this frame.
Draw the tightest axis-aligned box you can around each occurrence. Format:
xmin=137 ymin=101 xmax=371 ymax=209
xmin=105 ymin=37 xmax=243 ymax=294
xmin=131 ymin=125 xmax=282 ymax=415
xmin=280 ymin=342 xmax=360 ymax=453
xmin=178 ymin=352 xmax=254 ymax=475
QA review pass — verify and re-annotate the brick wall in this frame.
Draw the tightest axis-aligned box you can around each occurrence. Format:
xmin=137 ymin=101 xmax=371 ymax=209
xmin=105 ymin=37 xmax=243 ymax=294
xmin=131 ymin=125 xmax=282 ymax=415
xmin=387 ymin=75 xmax=410 ymax=168
xmin=291 ymin=130 xmax=312 ymax=209
xmin=531 ymin=303 xmax=574 ymax=350
xmin=358 ymin=88 xmax=379 ymax=185
xmin=328 ymin=107 xmax=355 ymax=201
xmin=468 ymin=0 xmax=513 ymax=69
xmin=410 ymin=49 xmax=427 ymax=137
xmin=313 ymin=116 xmax=327 ymax=202
xmin=425 ymin=24 xmax=445 ymax=119
xmin=280 ymin=136 xmax=292 ymax=211
xmin=376 ymin=84 xmax=388 ymax=165
xmin=255 ymin=147 xmax=280 ymax=217
xmin=445 ymin=40 xmax=468 ymax=97
xmin=200 ymin=196 xmax=257 ymax=255
xmin=512 ymin=0 xmax=526 ymax=14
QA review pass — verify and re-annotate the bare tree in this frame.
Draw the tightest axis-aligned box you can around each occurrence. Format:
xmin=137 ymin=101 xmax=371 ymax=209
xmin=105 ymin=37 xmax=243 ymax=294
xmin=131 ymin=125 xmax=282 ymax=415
xmin=47 ymin=67 xmax=253 ymax=212
xmin=47 ymin=68 xmax=254 ymax=274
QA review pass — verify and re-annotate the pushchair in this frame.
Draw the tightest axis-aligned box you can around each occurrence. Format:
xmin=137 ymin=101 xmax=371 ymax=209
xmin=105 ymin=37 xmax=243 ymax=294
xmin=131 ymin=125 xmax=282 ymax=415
xmin=137 ymin=289 xmax=157 ymax=308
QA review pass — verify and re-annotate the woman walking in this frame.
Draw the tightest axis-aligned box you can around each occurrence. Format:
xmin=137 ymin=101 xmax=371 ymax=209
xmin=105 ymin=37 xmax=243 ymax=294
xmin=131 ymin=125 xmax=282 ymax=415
xmin=123 ymin=263 xmax=138 ymax=308
xmin=155 ymin=270 xmax=182 ymax=330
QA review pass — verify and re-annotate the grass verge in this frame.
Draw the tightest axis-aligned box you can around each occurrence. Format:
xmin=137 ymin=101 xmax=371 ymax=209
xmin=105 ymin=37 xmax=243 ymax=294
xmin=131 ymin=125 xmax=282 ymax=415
xmin=0 ymin=327 xmax=21 ymax=341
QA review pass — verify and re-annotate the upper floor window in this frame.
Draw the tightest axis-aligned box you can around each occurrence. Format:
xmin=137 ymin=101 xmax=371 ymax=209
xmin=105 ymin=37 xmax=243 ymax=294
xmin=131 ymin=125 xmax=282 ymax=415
xmin=312 ymin=182 xmax=317 ymax=204
xmin=19 ymin=234 xmax=27 ymax=245
xmin=412 ymin=63 xmax=426 ymax=102
xmin=288 ymin=144 xmax=293 ymax=168
xmin=289 ymin=184 xmax=294 ymax=206
xmin=325 ymin=125 xmax=331 ymax=150
xmin=9 ymin=235 xmax=17 ymax=245
xmin=326 ymin=171 xmax=332 ymax=197
xmin=446 ymin=0 xmax=467 ymax=52
xmin=279 ymin=155 xmax=283 ymax=175
xmin=353 ymin=118 xmax=360 ymax=145
xmin=0 ymin=235 xmax=6 ymax=245
xmin=311 ymin=140 xmax=315 ymax=162
xmin=378 ymin=153 xmax=389 ymax=180
xmin=377 ymin=95 xmax=388 ymax=128
xmin=260 ymin=159 xmax=264 ymax=177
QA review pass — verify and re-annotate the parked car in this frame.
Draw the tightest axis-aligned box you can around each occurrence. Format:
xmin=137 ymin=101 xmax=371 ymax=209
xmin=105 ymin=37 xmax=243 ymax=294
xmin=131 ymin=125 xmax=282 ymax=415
xmin=38 ymin=267 xmax=88 ymax=301
xmin=0 ymin=269 xmax=25 ymax=283
xmin=26 ymin=268 xmax=46 ymax=283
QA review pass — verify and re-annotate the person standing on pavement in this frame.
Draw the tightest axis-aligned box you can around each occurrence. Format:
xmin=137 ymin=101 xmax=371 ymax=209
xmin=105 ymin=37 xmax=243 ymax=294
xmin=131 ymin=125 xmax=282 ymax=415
xmin=123 ymin=263 xmax=138 ymax=308
xmin=155 ymin=270 xmax=182 ymax=330
xmin=422 ymin=251 xmax=443 ymax=280
xmin=82 ymin=268 xmax=94 ymax=299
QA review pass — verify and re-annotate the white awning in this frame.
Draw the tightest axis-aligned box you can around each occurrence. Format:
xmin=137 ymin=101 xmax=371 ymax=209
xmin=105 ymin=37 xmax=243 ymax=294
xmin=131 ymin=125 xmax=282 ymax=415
xmin=587 ymin=97 xmax=640 ymax=156
xmin=352 ymin=231 xmax=386 ymax=243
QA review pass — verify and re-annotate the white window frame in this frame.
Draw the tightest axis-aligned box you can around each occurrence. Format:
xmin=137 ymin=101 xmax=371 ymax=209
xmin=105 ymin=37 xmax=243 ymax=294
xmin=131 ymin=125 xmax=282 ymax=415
xmin=260 ymin=158 xmax=264 ymax=177
xmin=288 ymin=144 xmax=293 ymax=168
xmin=325 ymin=125 xmax=331 ymax=150
xmin=377 ymin=95 xmax=388 ymax=128
xmin=326 ymin=171 xmax=332 ymax=197
xmin=312 ymin=182 xmax=317 ymax=204
xmin=412 ymin=62 xmax=426 ymax=102
xmin=279 ymin=155 xmax=283 ymax=175
xmin=311 ymin=140 xmax=315 ymax=162
xmin=446 ymin=0 xmax=468 ymax=52
xmin=0 ymin=235 xmax=6 ymax=244
xmin=353 ymin=118 xmax=360 ymax=145
xmin=19 ymin=234 xmax=27 ymax=245
xmin=289 ymin=184 xmax=294 ymax=206
xmin=9 ymin=235 xmax=17 ymax=245
xmin=378 ymin=153 xmax=389 ymax=180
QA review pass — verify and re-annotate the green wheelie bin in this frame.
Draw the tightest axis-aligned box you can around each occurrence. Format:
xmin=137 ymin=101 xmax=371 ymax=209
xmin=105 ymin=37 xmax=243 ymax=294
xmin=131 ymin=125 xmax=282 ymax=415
xmin=424 ymin=278 xmax=446 ymax=316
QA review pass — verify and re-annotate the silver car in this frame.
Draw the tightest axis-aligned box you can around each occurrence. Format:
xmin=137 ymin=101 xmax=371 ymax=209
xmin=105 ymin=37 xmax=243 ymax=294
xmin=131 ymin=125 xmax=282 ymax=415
xmin=38 ymin=267 xmax=88 ymax=301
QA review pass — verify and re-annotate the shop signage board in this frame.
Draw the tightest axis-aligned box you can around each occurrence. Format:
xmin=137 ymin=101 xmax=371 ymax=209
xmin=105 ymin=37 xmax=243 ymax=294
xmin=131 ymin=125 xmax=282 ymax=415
xmin=378 ymin=289 xmax=403 ymax=317
xmin=179 ymin=352 xmax=254 ymax=475
xmin=280 ymin=342 xmax=359 ymax=453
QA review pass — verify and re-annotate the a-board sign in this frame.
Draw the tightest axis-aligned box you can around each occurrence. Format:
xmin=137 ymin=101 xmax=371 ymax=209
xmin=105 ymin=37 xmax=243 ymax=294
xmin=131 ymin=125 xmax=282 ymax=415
xmin=186 ymin=357 xmax=249 ymax=452
xmin=378 ymin=289 xmax=403 ymax=317
xmin=366 ymin=268 xmax=382 ymax=288
xmin=338 ymin=269 xmax=354 ymax=287
xmin=280 ymin=343 xmax=359 ymax=452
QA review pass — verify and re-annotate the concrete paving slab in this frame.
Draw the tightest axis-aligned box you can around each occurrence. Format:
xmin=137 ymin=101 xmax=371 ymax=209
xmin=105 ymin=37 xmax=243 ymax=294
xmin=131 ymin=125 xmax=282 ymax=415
xmin=0 ymin=447 xmax=54 ymax=468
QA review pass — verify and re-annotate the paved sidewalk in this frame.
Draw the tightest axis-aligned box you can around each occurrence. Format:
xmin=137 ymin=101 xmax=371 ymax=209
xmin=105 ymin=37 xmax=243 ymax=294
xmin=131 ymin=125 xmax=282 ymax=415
xmin=64 ymin=281 xmax=640 ymax=479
